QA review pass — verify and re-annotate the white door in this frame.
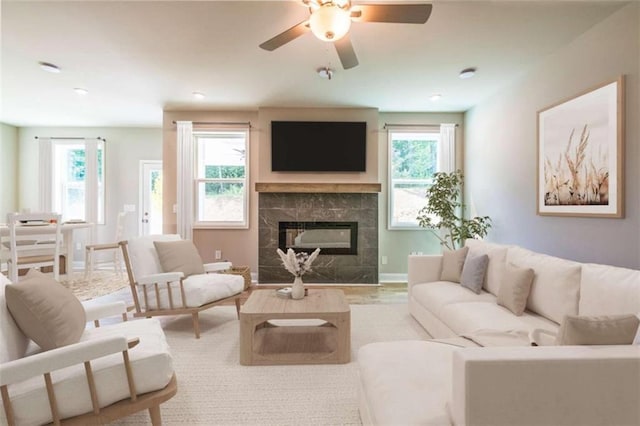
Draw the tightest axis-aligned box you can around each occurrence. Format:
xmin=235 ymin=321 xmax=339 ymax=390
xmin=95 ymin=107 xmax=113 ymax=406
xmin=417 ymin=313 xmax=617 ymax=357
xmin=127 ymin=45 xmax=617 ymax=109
xmin=139 ymin=161 xmax=163 ymax=236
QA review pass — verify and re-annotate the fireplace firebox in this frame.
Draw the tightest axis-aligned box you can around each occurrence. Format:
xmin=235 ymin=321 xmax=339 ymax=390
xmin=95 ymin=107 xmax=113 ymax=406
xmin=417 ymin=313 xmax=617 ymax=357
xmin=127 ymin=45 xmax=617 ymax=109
xmin=278 ymin=221 xmax=358 ymax=255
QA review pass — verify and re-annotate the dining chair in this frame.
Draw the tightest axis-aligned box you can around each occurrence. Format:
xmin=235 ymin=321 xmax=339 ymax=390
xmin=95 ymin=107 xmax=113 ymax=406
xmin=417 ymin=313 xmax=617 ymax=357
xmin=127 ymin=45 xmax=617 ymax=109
xmin=84 ymin=211 xmax=127 ymax=284
xmin=6 ymin=212 xmax=63 ymax=282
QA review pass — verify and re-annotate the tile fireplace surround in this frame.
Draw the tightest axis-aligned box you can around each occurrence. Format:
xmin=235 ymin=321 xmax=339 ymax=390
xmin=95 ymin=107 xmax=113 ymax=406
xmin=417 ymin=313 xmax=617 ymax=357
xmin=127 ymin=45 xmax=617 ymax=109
xmin=257 ymin=183 xmax=380 ymax=284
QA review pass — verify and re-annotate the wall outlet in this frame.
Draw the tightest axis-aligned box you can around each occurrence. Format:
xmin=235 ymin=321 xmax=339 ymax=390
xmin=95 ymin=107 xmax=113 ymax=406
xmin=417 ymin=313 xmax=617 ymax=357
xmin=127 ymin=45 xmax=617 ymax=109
xmin=215 ymin=250 xmax=222 ymax=260
xmin=172 ymin=204 xmax=177 ymax=214
xmin=381 ymin=255 xmax=388 ymax=265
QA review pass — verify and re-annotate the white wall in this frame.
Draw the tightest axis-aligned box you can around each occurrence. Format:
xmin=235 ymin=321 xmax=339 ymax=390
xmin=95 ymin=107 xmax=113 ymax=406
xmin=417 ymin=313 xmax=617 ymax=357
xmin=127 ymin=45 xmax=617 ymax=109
xmin=378 ymin=112 xmax=465 ymax=274
xmin=0 ymin=123 xmax=19 ymax=220
xmin=465 ymin=3 xmax=640 ymax=268
xmin=17 ymin=127 xmax=162 ymax=259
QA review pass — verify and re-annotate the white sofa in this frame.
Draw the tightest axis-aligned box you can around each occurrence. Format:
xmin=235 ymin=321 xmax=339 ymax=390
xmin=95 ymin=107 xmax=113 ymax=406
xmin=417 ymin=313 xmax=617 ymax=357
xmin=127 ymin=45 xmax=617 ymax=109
xmin=358 ymin=240 xmax=640 ymax=426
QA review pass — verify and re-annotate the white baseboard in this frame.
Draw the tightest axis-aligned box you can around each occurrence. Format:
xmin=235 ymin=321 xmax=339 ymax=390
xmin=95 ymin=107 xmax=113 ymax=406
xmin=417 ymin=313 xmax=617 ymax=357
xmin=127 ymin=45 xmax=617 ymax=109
xmin=379 ymin=273 xmax=408 ymax=283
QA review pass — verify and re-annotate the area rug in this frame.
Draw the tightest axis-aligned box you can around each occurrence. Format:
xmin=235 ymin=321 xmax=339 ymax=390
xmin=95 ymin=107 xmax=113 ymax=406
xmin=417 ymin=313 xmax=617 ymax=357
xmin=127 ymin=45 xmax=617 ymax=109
xmin=60 ymin=271 xmax=129 ymax=301
xmin=111 ymin=304 xmax=430 ymax=425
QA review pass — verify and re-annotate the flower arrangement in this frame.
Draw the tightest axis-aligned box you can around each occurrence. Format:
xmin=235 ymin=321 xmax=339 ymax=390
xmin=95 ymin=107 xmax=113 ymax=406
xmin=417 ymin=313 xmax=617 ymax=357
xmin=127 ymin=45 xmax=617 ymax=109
xmin=276 ymin=248 xmax=321 ymax=278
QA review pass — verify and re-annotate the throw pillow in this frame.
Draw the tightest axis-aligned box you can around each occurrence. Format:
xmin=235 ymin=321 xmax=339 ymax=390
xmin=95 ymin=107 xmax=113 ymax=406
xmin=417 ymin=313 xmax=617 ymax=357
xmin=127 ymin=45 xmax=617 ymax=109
xmin=460 ymin=254 xmax=489 ymax=294
xmin=440 ymin=246 xmax=469 ymax=283
xmin=153 ymin=240 xmax=205 ymax=277
xmin=497 ymin=262 xmax=534 ymax=316
xmin=556 ymin=314 xmax=640 ymax=345
xmin=5 ymin=269 xmax=86 ymax=350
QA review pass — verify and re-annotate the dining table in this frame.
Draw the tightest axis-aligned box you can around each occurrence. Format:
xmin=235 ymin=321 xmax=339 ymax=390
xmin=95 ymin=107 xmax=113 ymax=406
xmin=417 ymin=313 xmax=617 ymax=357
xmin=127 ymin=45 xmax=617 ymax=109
xmin=0 ymin=221 xmax=95 ymax=273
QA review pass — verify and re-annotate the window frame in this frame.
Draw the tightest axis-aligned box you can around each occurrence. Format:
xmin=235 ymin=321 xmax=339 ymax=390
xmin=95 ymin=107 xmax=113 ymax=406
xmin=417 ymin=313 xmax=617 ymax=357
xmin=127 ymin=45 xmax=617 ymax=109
xmin=387 ymin=128 xmax=440 ymax=230
xmin=50 ymin=139 xmax=105 ymax=225
xmin=192 ymin=129 xmax=250 ymax=229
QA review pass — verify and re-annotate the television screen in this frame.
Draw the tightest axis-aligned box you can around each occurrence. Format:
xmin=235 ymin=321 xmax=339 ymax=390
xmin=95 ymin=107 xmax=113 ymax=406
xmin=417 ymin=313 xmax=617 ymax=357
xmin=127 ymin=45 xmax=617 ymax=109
xmin=271 ymin=121 xmax=366 ymax=172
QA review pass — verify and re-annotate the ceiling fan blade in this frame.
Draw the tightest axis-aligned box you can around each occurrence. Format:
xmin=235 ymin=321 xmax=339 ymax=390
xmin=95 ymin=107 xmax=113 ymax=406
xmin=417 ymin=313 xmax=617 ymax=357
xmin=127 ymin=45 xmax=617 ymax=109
xmin=334 ymin=35 xmax=359 ymax=70
xmin=259 ymin=20 xmax=310 ymax=51
xmin=351 ymin=4 xmax=432 ymax=24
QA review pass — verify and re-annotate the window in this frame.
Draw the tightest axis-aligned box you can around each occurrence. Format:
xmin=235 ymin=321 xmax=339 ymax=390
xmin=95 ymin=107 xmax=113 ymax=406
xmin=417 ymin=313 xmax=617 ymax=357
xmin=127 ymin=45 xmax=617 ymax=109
xmin=194 ymin=130 xmax=249 ymax=228
xmin=48 ymin=139 xmax=105 ymax=224
xmin=388 ymin=128 xmax=452 ymax=229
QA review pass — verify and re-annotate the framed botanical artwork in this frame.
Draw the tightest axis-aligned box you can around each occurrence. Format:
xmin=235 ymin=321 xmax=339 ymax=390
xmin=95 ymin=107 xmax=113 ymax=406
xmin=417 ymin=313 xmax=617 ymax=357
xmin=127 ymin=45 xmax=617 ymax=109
xmin=537 ymin=76 xmax=625 ymax=217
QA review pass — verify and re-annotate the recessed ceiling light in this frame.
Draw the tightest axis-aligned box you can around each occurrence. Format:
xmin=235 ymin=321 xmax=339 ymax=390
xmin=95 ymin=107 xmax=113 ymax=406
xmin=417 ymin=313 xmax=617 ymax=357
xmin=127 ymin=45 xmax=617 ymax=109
xmin=39 ymin=61 xmax=61 ymax=73
xmin=429 ymin=94 xmax=442 ymax=102
xmin=74 ymin=88 xmax=88 ymax=95
xmin=459 ymin=67 xmax=477 ymax=79
xmin=193 ymin=92 xmax=205 ymax=100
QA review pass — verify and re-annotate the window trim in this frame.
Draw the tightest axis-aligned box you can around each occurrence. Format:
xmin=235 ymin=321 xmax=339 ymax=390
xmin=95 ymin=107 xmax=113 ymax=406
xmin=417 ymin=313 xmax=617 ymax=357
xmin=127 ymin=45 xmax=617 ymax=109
xmin=44 ymin=138 xmax=105 ymax=225
xmin=192 ymin=129 xmax=250 ymax=229
xmin=387 ymin=128 xmax=440 ymax=230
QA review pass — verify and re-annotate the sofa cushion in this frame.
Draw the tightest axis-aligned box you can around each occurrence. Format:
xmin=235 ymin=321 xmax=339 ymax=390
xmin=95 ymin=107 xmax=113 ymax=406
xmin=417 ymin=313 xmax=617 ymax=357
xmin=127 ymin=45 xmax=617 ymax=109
xmin=127 ymin=234 xmax=182 ymax=280
xmin=5 ymin=269 xmax=86 ymax=351
xmin=497 ymin=263 xmax=534 ymax=316
xmin=465 ymin=239 xmax=509 ymax=296
xmin=7 ymin=318 xmax=174 ymax=426
xmin=138 ymin=272 xmax=244 ymax=310
xmin=154 ymin=239 xmax=205 ymax=277
xmin=507 ymin=246 xmax=581 ymax=324
xmin=579 ymin=263 xmax=640 ymax=316
xmin=411 ymin=281 xmax=496 ymax=319
xmin=439 ymin=301 xmax=559 ymax=336
xmin=556 ymin=314 xmax=640 ymax=345
xmin=440 ymin=247 xmax=468 ymax=283
xmin=0 ymin=274 xmax=29 ymax=363
xmin=358 ymin=340 xmax=456 ymax=425
xmin=460 ymin=254 xmax=489 ymax=294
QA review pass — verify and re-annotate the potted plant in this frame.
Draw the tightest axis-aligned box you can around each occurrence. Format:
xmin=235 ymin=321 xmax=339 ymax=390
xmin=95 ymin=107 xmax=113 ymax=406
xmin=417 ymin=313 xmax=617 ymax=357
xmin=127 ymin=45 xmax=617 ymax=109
xmin=416 ymin=170 xmax=491 ymax=250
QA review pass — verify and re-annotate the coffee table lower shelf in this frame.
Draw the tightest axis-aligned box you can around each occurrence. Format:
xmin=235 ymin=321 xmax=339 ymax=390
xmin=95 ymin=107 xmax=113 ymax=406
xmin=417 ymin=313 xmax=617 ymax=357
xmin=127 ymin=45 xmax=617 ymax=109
xmin=243 ymin=322 xmax=348 ymax=366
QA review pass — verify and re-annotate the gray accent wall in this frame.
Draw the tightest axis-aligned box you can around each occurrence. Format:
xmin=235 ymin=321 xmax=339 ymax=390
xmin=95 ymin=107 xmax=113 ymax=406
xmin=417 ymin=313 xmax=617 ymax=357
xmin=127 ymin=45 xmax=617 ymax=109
xmin=465 ymin=3 xmax=639 ymax=268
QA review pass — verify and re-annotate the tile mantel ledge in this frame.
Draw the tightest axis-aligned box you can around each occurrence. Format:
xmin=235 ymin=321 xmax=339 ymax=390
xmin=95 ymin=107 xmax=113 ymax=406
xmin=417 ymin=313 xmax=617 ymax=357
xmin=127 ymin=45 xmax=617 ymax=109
xmin=255 ymin=182 xmax=382 ymax=193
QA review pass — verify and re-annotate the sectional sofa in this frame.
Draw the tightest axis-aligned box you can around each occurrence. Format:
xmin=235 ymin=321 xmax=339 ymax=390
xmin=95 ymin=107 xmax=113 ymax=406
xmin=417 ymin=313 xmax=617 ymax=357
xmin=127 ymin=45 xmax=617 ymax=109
xmin=358 ymin=239 xmax=640 ymax=426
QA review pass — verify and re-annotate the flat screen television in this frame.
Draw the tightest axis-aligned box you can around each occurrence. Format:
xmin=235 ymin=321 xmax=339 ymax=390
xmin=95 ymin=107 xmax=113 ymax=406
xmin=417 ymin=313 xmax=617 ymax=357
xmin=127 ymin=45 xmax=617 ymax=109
xmin=271 ymin=121 xmax=366 ymax=172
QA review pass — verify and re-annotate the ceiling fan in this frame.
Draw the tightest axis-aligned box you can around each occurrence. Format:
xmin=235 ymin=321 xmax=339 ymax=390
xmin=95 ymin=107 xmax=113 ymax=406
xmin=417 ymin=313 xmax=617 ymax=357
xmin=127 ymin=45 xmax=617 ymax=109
xmin=259 ymin=0 xmax=432 ymax=70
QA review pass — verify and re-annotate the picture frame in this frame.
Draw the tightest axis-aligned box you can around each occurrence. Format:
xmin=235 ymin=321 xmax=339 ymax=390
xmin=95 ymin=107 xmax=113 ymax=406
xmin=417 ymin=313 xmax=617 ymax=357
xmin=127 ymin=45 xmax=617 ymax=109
xmin=537 ymin=76 xmax=625 ymax=218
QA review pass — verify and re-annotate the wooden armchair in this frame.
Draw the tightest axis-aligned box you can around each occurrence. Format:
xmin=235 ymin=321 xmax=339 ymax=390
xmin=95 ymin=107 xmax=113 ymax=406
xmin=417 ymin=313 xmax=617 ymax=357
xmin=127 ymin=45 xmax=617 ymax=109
xmin=119 ymin=234 xmax=245 ymax=338
xmin=0 ymin=273 xmax=177 ymax=425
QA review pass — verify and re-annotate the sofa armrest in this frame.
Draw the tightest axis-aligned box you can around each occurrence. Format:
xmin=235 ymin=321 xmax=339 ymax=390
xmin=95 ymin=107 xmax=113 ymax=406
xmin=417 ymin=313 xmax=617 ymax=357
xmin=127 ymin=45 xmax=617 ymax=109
xmin=408 ymin=255 xmax=443 ymax=291
xmin=451 ymin=345 xmax=640 ymax=426
xmin=83 ymin=301 xmax=127 ymax=323
xmin=137 ymin=272 xmax=184 ymax=285
xmin=0 ymin=336 xmax=129 ymax=386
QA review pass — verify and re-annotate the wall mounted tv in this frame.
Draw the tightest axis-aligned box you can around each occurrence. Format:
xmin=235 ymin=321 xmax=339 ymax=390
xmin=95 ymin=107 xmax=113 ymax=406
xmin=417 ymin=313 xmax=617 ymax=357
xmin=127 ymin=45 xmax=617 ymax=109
xmin=271 ymin=121 xmax=367 ymax=172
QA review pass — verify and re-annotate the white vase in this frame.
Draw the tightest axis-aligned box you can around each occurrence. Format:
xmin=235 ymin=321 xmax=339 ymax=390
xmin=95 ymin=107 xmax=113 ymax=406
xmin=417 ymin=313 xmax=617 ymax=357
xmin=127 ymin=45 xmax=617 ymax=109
xmin=291 ymin=276 xmax=305 ymax=300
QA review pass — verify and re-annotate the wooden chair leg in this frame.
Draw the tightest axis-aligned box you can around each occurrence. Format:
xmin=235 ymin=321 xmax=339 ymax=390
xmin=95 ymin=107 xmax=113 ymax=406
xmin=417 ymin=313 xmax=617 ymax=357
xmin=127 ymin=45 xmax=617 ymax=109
xmin=149 ymin=405 xmax=162 ymax=426
xmin=192 ymin=312 xmax=200 ymax=339
xmin=235 ymin=298 xmax=241 ymax=319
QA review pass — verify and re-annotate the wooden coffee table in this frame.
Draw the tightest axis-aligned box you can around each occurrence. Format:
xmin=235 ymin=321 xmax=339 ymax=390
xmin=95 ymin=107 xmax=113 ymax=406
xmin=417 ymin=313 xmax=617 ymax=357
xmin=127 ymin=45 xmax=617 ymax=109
xmin=239 ymin=289 xmax=351 ymax=366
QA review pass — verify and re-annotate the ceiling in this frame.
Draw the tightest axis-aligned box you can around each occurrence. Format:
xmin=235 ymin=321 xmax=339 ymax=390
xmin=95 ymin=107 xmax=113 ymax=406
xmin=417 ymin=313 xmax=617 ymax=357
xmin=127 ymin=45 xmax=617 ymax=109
xmin=0 ymin=0 xmax=628 ymax=127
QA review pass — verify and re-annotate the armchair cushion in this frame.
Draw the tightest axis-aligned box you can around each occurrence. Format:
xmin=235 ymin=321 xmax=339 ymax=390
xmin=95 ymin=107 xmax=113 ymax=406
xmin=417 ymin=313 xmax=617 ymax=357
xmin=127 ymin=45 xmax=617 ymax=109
xmin=4 ymin=318 xmax=173 ymax=426
xmin=5 ymin=269 xmax=86 ymax=350
xmin=126 ymin=234 xmax=181 ymax=279
xmin=153 ymin=239 xmax=205 ymax=277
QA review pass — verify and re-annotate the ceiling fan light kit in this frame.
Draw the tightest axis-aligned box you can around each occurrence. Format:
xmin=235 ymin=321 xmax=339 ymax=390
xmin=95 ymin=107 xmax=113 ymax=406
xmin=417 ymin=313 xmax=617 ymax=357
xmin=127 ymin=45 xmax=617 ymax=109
xmin=309 ymin=2 xmax=352 ymax=42
xmin=260 ymin=1 xmax=432 ymax=70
